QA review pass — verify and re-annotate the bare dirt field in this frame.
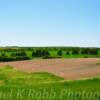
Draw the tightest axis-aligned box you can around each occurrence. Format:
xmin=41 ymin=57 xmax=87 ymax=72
xmin=0 ymin=58 xmax=100 ymax=80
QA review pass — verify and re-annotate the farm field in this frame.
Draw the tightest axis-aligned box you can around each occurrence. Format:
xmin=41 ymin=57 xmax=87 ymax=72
xmin=0 ymin=58 xmax=100 ymax=80
xmin=0 ymin=66 xmax=100 ymax=100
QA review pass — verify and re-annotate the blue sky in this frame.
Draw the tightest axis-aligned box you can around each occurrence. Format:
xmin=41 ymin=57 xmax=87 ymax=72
xmin=0 ymin=0 xmax=100 ymax=47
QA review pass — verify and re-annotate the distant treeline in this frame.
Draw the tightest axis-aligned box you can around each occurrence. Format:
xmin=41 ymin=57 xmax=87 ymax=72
xmin=0 ymin=47 xmax=100 ymax=62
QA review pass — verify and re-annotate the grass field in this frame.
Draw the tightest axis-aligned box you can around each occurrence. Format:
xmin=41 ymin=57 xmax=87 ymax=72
xmin=0 ymin=66 xmax=100 ymax=100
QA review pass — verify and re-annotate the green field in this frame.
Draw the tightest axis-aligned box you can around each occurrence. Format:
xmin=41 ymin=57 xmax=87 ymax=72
xmin=0 ymin=66 xmax=100 ymax=100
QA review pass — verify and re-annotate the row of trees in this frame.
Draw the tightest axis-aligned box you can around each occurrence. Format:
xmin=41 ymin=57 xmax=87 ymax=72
xmin=57 ymin=48 xmax=98 ymax=56
xmin=0 ymin=47 xmax=99 ymax=62
xmin=0 ymin=51 xmax=30 ymax=62
xmin=11 ymin=52 xmax=27 ymax=56
xmin=0 ymin=56 xmax=30 ymax=62
xmin=0 ymin=50 xmax=50 ymax=62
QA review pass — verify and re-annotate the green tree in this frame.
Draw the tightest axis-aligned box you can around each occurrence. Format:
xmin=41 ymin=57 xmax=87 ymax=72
xmin=57 ymin=50 xmax=62 ymax=56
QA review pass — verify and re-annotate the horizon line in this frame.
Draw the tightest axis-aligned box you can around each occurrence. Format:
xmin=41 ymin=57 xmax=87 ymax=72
xmin=0 ymin=45 xmax=100 ymax=48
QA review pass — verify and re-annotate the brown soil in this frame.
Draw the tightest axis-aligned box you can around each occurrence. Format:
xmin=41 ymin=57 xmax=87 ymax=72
xmin=0 ymin=58 xmax=100 ymax=80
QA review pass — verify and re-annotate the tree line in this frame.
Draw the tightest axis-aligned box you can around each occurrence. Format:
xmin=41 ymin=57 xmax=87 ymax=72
xmin=0 ymin=47 xmax=99 ymax=62
xmin=0 ymin=51 xmax=30 ymax=62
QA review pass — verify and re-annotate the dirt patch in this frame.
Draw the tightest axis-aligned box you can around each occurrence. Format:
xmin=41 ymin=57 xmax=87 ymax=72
xmin=0 ymin=58 xmax=100 ymax=80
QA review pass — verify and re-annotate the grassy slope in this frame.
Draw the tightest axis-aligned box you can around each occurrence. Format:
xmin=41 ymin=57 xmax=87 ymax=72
xmin=0 ymin=66 xmax=100 ymax=100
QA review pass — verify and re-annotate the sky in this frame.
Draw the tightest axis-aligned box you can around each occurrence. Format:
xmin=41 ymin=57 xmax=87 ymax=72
xmin=0 ymin=0 xmax=100 ymax=47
